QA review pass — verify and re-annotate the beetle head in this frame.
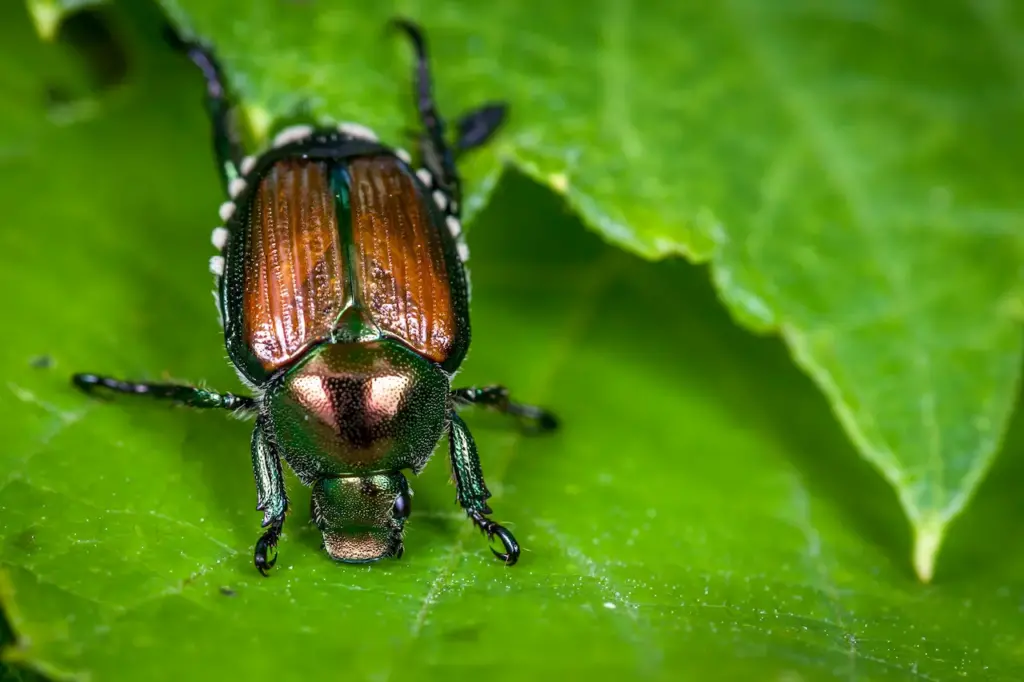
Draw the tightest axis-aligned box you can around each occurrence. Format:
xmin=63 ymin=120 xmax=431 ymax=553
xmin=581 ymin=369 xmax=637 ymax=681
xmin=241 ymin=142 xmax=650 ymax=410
xmin=311 ymin=473 xmax=411 ymax=563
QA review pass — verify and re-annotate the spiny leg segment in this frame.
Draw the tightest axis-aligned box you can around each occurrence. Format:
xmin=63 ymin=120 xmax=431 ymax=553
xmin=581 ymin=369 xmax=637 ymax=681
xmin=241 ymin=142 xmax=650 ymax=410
xmin=447 ymin=410 xmax=520 ymax=564
xmin=452 ymin=385 xmax=559 ymax=434
xmin=73 ymin=374 xmax=255 ymax=411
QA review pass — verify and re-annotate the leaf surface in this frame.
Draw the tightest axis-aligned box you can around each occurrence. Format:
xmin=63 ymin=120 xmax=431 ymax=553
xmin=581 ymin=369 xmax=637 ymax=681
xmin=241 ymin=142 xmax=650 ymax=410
xmin=3 ymin=2 xmax=1024 ymax=681
xmin=144 ymin=0 xmax=1024 ymax=577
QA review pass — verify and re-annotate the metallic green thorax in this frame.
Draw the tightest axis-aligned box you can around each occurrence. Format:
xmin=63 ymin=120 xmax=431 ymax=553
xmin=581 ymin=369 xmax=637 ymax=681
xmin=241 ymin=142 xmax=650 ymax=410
xmin=266 ymin=340 xmax=449 ymax=479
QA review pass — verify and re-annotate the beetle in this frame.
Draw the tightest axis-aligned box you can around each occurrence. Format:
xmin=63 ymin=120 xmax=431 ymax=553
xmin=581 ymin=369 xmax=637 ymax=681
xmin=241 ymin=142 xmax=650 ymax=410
xmin=72 ymin=20 xmax=557 ymax=574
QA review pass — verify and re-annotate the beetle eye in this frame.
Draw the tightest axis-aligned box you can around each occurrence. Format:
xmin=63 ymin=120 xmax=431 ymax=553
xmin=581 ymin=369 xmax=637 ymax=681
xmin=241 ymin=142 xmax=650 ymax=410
xmin=393 ymin=491 xmax=411 ymax=520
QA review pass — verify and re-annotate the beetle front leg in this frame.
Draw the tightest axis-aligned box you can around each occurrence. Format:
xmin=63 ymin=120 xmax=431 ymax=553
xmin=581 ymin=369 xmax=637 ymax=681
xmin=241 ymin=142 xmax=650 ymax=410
xmin=165 ymin=29 xmax=247 ymax=190
xmin=452 ymin=386 xmax=558 ymax=434
xmin=251 ymin=417 xmax=289 ymax=576
xmin=72 ymin=374 xmax=255 ymax=411
xmin=447 ymin=410 xmax=520 ymax=565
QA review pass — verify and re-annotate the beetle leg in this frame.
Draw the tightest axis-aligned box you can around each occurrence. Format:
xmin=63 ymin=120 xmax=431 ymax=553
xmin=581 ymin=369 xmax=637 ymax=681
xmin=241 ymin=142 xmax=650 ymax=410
xmin=251 ymin=417 xmax=289 ymax=576
xmin=165 ymin=27 xmax=247 ymax=191
xmin=452 ymin=385 xmax=558 ymax=434
xmin=391 ymin=19 xmax=462 ymax=210
xmin=454 ymin=103 xmax=508 ymax=154
xmin=72 ymin=374 xmax=255 ymax=411
xmin=447 ymin=410 xmax=520 ymax=565
xmin=467 ymin=509 xmax=520 ymax=565
xmin=254 ymin=518 xmax=283 ymax=576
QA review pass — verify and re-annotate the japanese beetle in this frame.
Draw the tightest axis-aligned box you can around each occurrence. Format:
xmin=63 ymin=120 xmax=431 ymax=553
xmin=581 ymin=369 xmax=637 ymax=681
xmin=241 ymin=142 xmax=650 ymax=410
xmin=72 ymin=21 xmax=557 ymax=574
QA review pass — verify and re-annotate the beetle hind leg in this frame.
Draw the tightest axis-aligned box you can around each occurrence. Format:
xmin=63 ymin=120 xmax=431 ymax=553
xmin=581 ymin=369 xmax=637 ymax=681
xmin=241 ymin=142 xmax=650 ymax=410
xmin=165 ymin=27 xmax=247 ymax=190
xmin=447 ymin=410 xmax=520 ymax=565
xmin=454 ymin=103 xmax=508 ymax=154
xmin=391 ymin=19 xmax=464 ymax=210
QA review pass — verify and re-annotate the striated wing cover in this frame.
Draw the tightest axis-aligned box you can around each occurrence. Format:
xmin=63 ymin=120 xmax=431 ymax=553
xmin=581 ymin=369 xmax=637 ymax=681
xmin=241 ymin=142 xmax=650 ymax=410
xmin=230 ymin=159 xmax=348 ymax=379
xmin=348 ymin=156 xmax=469 ymax=371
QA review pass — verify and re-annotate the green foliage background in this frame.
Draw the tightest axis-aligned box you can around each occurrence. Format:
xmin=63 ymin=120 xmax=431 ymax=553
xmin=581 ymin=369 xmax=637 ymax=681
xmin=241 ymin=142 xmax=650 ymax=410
xmin=144 ymin=0 xmax=1024 ymax=581
xmin=2 ymin=1 xmax=1023 ymax=680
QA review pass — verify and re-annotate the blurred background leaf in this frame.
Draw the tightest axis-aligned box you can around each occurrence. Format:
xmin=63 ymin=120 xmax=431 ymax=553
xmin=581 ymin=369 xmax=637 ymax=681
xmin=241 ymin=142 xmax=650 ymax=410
xmin=2 ymin=1 xmax=1023 ymax=681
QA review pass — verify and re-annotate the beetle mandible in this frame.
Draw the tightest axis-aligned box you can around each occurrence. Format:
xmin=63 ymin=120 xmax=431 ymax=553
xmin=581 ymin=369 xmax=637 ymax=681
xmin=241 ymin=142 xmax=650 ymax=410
xmin=72 ymin=20 xmax=557 ymax=574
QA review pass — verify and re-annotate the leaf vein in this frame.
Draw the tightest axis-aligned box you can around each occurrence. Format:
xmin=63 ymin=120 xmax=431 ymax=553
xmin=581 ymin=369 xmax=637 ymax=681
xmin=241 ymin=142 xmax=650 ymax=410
xmin=537 ymin=520 xmax=663 ymax=675
xmin=786 ymin=471 xmax=859 ymax=681
xmin=601 ymin=0 xmax=642 ymax=160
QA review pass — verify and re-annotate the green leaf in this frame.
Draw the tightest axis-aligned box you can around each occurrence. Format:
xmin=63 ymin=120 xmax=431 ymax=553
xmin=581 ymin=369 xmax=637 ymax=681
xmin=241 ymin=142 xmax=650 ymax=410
xmin=24 ymin=2 xmax=91 ymax=40
xmin=5 ymin=2 xmax=1024 ymax=681
xmin=26 ymin=0 xmax=1024 ymax=583
xmin=97 ymin=0 xmax=1023 ymax=578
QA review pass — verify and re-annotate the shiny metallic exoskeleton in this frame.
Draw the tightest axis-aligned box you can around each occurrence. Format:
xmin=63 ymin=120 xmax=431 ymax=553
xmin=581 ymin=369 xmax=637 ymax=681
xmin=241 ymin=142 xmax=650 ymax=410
xmin=72 ymin=21 xmax=556 ymax=574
